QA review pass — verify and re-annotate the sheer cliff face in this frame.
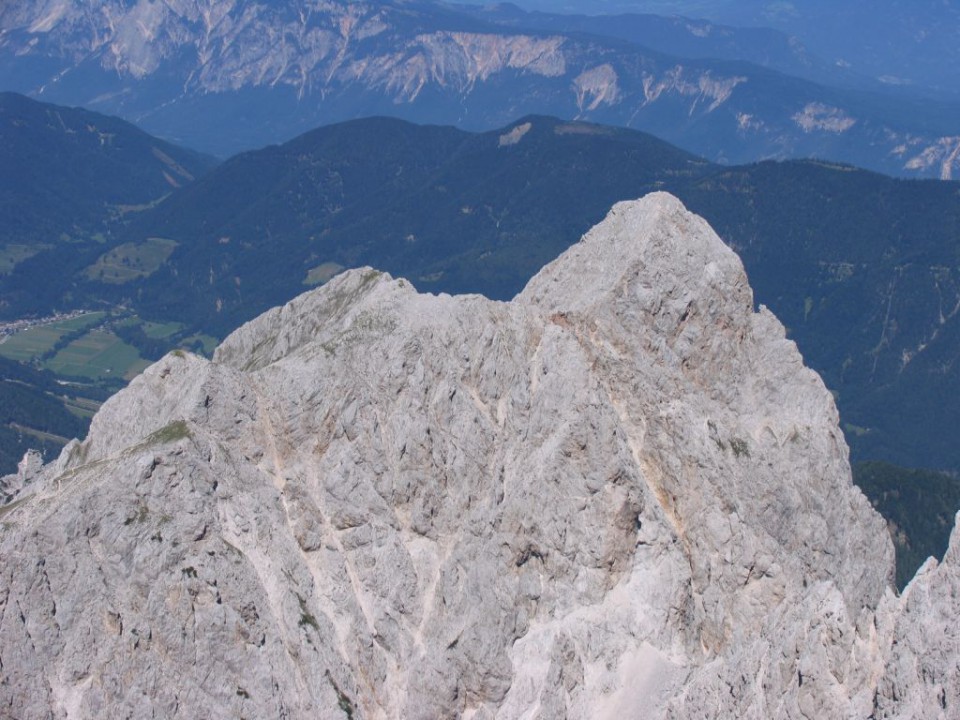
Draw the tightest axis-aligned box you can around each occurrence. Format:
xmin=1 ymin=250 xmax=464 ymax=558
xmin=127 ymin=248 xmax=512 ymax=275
xmin=0 ymin=193 xmax=956 ymax=719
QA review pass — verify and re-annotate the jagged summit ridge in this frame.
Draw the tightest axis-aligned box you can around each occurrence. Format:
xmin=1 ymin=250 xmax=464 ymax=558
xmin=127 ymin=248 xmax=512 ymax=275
xmin=1 ymin=193 xmax=957 ymax=719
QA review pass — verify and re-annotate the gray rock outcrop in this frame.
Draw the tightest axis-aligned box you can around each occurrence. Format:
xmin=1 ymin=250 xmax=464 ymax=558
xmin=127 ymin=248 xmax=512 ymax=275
xmin=0 ymin=449 xmax=43 ymax=500
xmin=1 ymin=193 xmax=956 ymax=719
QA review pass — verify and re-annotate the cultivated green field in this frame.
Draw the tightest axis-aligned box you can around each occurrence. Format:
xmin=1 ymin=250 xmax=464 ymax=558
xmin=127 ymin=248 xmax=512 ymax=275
xmin=62 ymin=396 xmax=102 ymax=419
xmin=0 ymin=313 xmax=106 ymax=362
xmin=84 ymin=237 xmax=178 ymax=284
xmin=45 ymin=330 xmax=151 ymax=380
xmin=0 ymin=244 xmax=49 ymax=274
xmin=142 ymin=320 xmax=184 ymax=339
xmin=0 ymin=310 xmax=218 ymax=383
xmin=8 ymin=423 xmax=72 ymax=445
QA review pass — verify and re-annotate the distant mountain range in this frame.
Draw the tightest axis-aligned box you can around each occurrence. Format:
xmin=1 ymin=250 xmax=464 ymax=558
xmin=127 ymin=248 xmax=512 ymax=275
xmin=455 ymin=3 xmax=888 ymax=93
xmin=1 ymin=0 xmax=958 ymax=178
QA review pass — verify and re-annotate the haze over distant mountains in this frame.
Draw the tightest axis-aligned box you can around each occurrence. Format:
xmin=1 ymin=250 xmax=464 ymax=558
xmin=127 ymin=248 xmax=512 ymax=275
xmin=2 ymin=0 xmax=959 ymax=178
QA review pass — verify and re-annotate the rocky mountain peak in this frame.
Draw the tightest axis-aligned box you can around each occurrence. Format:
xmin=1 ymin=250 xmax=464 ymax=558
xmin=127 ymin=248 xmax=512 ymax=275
xmin=1 ymin=193 xmax=956 ymax=718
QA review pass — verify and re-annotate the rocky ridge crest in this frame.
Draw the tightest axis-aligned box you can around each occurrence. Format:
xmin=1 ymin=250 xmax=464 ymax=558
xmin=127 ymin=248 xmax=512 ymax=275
xmin=1 ymin=193 xmax=957 ymax=718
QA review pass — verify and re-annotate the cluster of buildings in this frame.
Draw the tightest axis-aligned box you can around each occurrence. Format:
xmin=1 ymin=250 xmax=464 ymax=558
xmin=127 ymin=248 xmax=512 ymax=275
xmin=0 ymin=310 xmax=90 ymax=341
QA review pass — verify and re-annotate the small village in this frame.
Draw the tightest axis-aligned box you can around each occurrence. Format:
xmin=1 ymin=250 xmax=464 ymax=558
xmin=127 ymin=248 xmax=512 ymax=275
xmin=0 ymin=310 xmax=91 ymax=341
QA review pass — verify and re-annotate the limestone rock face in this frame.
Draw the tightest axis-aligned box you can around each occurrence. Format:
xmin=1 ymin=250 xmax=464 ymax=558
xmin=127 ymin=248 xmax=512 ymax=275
xmin=873 ymin=514 xmax=960 ymax=720
xmin=0 ymin=193 xmax=955 ymax=719
xmin=0 ymin=448 xmax=43 ymax=499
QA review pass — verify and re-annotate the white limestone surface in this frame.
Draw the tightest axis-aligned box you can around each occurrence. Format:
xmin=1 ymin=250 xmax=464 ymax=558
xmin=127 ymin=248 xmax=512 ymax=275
xmin=2 ymin=193 xmax=955 ymax=719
